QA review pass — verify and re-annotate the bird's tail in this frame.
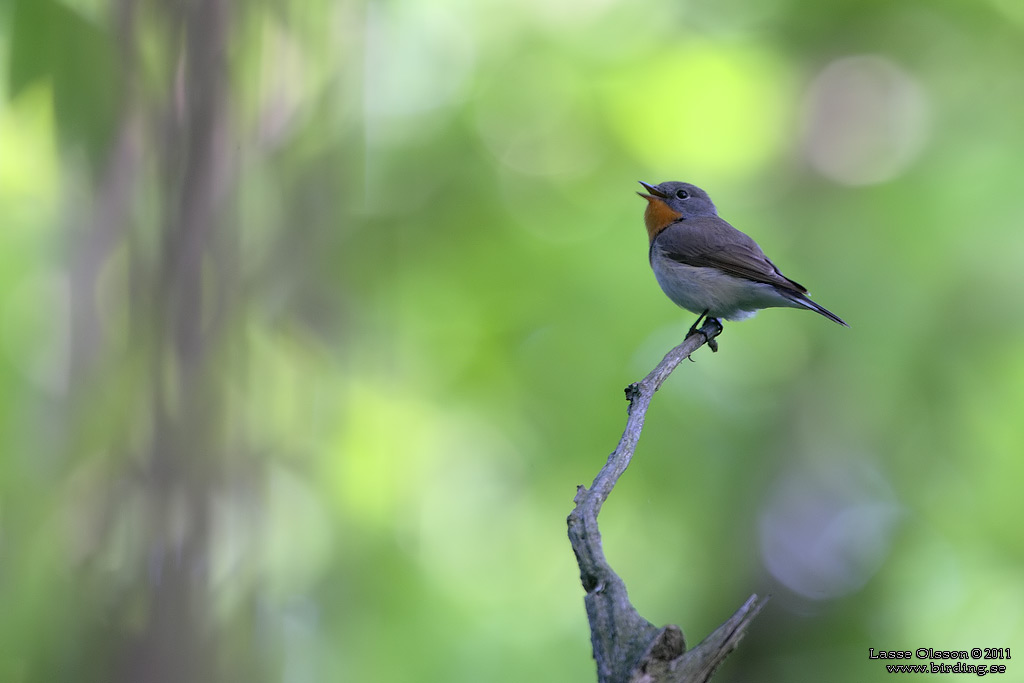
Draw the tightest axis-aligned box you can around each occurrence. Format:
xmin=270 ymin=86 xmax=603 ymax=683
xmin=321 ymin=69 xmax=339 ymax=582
xmin=785 ymin=292 xmax=849 ymax=327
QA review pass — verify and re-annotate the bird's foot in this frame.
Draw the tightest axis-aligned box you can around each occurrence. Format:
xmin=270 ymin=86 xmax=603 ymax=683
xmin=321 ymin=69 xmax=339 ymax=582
xmin=704 ymin=317 xmax=722 ymax=352
xmin=696 ymin=319 xmax=720 ymax=352
xmin=686 ymin=310 xmax=709 ymax=338
xmin=686 ymin=311 xmax=721 ymax=352
xmin=684 ymin=313 xmax=724 ymax=358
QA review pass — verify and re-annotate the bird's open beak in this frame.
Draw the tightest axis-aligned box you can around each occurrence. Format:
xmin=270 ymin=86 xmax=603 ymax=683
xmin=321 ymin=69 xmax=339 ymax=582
xmin=637 ymin=181 xmax=668 ymax=200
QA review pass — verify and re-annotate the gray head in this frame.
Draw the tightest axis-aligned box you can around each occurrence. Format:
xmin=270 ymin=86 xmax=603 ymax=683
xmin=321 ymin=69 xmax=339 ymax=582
xmin=637 ymin=181 xmax=718 ymax=220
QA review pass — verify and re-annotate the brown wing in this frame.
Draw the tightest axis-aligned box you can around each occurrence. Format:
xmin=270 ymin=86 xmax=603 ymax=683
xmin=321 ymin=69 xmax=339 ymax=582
xmin=653 ymin=216 xmax=808 ymax=294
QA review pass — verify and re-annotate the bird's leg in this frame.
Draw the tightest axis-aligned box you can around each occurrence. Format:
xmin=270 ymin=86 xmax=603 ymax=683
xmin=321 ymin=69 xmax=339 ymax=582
xmin=684 ymin=310 xmax=716 ymax=360
xmin=686 ymin=310 xmax=709 ymax=338
xmin=686 ymin=311 xmax=722 ymax=353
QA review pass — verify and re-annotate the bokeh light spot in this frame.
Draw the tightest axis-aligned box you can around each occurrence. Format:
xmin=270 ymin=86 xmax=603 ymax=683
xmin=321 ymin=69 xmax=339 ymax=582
xmin=475 ymin=57 xmax=601 ymax=178
xmin=603 ymin=44 xmax=793 ymax=175
xmin=760 ymin=458 xmax=902 ymax=600
xmin=364 ymin=2 xmax=477 ymax=142
xmin=801 ymin=55 xmax=930 ymax=186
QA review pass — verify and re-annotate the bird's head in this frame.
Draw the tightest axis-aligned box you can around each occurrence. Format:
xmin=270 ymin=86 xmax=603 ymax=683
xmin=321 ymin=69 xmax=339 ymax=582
xmin=637 ymin=181 xmax=717 ymax=241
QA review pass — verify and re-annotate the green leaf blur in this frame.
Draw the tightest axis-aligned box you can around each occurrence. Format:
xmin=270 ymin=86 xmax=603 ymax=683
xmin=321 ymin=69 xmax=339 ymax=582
xmin=1 ymin=0 xmax=1022 ymax=681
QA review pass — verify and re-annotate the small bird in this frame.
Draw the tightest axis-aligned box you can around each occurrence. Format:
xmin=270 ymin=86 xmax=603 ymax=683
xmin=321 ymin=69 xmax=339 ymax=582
xmin=637 ymin=181 xmax=847 ymax=339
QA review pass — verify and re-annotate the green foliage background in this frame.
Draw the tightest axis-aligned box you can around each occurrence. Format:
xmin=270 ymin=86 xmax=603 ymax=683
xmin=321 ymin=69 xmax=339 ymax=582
xmin=1 ymin=0 xmax=1023 ymax=681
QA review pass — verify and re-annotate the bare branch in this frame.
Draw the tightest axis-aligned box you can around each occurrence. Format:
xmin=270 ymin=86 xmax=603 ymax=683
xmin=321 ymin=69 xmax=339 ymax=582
xmin=567 ymin=318 xmax=767 ymax=683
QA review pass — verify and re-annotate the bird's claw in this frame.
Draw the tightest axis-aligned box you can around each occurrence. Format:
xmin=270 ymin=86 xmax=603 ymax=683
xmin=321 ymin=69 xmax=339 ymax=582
xmin=704 ymin=317 xmax=722 ymax=352
xmin=686 ymin=309 xmax=709 ymax=338
xmin=686 ymin=311 xmax=721 ymax=352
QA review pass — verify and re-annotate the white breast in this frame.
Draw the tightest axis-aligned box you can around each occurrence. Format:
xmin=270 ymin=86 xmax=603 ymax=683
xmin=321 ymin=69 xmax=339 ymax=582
xmin=650 ymin=249 xmax=798 ymax=321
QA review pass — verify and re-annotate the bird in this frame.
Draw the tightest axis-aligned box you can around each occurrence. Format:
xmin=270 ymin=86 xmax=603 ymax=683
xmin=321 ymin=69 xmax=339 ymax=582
xmin=637 ymin=181 xmax=847 ymax=342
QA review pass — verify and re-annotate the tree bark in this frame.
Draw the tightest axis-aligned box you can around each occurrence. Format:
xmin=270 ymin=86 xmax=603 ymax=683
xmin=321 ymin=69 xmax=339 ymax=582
xmin=567 ymin=318 xmax=767 ymax=683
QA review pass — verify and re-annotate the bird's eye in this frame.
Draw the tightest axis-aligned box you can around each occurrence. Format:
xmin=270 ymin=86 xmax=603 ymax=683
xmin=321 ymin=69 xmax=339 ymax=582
xmin=675 ymin=189 xmax=689 ymax=199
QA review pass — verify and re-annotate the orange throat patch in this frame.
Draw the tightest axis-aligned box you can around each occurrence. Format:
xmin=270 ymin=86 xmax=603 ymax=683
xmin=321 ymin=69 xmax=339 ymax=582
xmin=643 ymin=197 xmax=682 ymax=242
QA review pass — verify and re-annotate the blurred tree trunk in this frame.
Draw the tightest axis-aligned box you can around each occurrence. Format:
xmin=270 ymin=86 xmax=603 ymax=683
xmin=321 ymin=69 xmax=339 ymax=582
xmin=107 ymin=0 xmax=234 ymax=680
